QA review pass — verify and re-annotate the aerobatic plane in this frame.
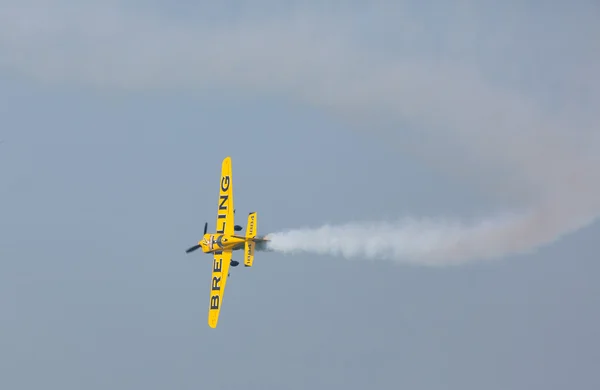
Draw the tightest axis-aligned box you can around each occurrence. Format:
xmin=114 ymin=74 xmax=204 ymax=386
xmin=185 ymin=156 xmax=269 ymax=328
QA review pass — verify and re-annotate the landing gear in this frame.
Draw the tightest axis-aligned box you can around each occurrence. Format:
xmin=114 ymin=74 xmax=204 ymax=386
xmin=234 ymin=225 xmax=243 ymax=232
xmin=228 ymin=260 xmax=240 ymax=277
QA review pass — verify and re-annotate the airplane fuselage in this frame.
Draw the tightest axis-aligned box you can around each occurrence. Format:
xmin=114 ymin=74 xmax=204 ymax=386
xmin=198 ymin=233 xmax=269 ymax=254
xmin=199 ymin=233 xmax=246 ymax=253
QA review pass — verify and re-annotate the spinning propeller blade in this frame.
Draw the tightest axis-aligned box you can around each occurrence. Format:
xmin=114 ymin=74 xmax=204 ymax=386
xmin=185 ymin=244 xmax=200 ymax=253
xmin=185 ymin=221 xmax=208 ymax=254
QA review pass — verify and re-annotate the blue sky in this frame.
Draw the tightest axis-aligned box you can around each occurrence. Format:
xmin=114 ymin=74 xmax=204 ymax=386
xmin=1 ymin=2 xmax=599 ymax=389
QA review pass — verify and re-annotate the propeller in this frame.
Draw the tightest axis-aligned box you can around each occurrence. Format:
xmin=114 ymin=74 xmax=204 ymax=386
xmin=185 ymin=222 xmax=209 ymax=253
xmin=185 ymin=244 xmax=200 ymax=253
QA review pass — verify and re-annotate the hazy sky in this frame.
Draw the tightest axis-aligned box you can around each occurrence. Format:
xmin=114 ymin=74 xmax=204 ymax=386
xmin=2 ymin=2 xmax=599 ymax=389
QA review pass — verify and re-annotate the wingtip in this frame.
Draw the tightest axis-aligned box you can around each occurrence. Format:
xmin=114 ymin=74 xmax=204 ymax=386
xmin=208 ymin=317 xmax=218 ymax=328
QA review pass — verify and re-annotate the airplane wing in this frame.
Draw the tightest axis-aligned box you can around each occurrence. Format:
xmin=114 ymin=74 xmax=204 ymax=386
xmin=216 ymin=156 xmax=234 ymax=236
xmin=208 ymin=249 xmax=231 ymax=328
xmin=208 ymin=156 xmax=235 ymax=328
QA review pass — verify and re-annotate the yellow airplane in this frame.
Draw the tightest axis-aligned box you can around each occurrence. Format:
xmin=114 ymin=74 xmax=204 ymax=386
xmin=185 ymin=156 xmax=269 ymax=328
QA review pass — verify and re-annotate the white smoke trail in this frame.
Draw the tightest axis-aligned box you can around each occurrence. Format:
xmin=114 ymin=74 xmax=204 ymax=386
xmin=266 ymin=173 xmax=600 ymax=264
xmin=265 ymin=214 xmax=524 ymax=265
xmin=266 ymin=130 xmax=600 ymax=265
xmin=265 ymin=206 xmax=596 ymax=265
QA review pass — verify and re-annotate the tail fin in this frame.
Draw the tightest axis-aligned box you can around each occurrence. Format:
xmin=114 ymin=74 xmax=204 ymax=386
xmin=244 ymin=212 xmax=257 ymax=267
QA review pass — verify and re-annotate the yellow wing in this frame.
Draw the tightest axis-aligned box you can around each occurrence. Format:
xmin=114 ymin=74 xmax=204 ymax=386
xmin=208 ymin=156 xmax=234 ymax=328
xmin=215 ymin=156 xmax=234 ymax=236
xmin=208 ymin=249 xmax=231 ymax=328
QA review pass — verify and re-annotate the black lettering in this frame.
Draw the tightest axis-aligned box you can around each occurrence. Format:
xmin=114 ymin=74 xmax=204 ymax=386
xmin=221 ymin=176 xmax=230 ymax=191
xmin=219 ymin=194 xmax=228 ymax=210
xmin=211 ymin=276 xmax=221 ymax=291
xmin=248 ymin=214 xmax=255 ymax=234
xmin=210 ymin=295 xmax=219 ymax=309
xmin=217 ymin=220 xmax=226 ymax=234
xmin=213 ymin=258 xmax=222 ymax=273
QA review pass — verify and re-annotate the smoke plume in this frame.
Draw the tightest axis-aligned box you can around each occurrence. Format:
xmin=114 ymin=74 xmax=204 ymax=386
xmin=265 ymin=205 xmax=595 ymax=265
xmin=265 ymin=126 xmax=600 ymax=264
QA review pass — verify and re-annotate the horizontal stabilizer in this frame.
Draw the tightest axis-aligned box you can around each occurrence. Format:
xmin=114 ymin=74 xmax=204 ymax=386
xmin=244 ymin=212 xmax=257 ymax=267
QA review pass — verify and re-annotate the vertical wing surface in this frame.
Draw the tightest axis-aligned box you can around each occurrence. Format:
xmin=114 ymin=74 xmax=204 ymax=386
xmin=207 ymin=156 xmax=235 ymax=328
xmin=215 ymin=156 xmax=234 ymax=236
xmin=208 ymin=250 xmax=231 ymax=328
